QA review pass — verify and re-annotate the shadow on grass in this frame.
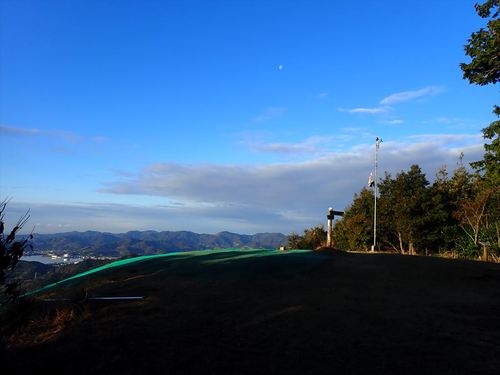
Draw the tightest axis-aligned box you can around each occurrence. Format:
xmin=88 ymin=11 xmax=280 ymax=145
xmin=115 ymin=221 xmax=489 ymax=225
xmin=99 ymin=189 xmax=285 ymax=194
xmin=25 ymin=249 xmax=331 ymax=296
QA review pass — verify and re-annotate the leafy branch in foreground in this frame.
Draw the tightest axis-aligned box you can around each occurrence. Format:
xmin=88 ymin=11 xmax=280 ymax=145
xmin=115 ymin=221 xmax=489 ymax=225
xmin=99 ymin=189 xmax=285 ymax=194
xmin=0 ymin=200 xmax=33 ymax=304
xmin=461 ymin=0 xmax=499 ymax=86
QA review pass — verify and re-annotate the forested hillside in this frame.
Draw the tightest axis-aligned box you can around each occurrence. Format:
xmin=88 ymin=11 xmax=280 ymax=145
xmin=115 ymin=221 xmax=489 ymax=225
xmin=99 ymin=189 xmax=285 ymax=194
xmin=28 ymin=230 xmax=287 ymax=256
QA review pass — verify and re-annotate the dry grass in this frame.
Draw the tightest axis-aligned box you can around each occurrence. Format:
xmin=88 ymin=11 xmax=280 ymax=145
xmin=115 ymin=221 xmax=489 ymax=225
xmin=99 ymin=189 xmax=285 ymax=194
xmin=435 ymin=250 xmax=500 ymax=263
xmin=2 ymin=298 xmax=90 ymax=349
xmin=2 ymin=250 xmax=500 ymax=374
xmin=8 ymin=307 xmax=77 ymax=347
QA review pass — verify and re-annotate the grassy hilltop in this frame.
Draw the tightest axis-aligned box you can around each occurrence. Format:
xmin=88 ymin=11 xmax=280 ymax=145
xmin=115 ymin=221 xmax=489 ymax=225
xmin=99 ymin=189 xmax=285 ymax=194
xmin=2 ymin=249 xmax=500 ymax=374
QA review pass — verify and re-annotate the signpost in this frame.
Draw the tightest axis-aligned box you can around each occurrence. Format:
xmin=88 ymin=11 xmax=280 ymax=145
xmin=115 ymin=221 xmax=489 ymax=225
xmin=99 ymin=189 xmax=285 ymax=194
xmin=327 ymin=207 xmax=344 ymax=247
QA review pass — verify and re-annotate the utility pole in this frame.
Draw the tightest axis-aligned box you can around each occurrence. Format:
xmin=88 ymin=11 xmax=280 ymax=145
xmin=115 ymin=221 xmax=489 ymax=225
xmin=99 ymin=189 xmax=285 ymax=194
xmin=371 ymin=137 xmax=382 ymax=252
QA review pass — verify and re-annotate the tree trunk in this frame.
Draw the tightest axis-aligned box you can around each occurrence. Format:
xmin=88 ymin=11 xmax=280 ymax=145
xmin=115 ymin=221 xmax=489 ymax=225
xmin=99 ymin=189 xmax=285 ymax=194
xmin=483 ymin=245 xmax=489 ymax=261
xmin=409 ymin=241 xmax=414 ymax=255
xmin=398 ymin=232 xmax=404 ymax=254
xmin=496 ymin=222 xmax=499 ymax=249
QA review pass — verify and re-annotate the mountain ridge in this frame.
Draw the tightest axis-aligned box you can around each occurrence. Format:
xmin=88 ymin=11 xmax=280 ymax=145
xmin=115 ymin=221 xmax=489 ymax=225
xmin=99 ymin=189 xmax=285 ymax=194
xmin=26 ymin=230 xmax=288 ymax=257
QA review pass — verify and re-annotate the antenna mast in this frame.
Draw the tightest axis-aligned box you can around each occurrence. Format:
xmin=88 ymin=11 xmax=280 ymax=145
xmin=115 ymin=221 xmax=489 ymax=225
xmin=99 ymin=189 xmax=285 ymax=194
xmin=372 ymin=137 xmax=382 ymax=252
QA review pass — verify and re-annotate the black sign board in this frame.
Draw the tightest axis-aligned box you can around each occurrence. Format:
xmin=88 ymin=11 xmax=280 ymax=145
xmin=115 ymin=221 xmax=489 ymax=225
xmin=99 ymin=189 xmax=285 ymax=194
xmin=327 ymin=210 xmax=344 ymax=219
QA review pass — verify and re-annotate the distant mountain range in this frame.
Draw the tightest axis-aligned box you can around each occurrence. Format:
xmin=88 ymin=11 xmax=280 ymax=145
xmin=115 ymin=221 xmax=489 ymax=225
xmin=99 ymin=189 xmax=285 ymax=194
xmin=27 ymin=230 xmax=288 ymax=257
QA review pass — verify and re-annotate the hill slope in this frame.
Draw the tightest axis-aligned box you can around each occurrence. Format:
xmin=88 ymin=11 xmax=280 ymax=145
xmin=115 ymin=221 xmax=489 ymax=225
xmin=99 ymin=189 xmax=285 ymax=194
xmin=2 ymin=250 xmax=500 ymax=374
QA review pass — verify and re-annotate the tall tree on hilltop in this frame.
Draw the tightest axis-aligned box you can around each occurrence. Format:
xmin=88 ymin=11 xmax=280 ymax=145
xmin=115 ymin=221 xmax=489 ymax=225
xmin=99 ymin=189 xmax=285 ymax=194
xmin=462 ymin=0 xmax=499 ymax=183
xmin=378 ymin=165 xmax=429 ymax=254
xmin=461 ymin=0 xmax=499 ymax=86
xmin=377 ymin=172 xmax=399 ymax=251
xmin=418 ymin=178 xmax=452 ymax=254
xmin=455 ymin=181 xmax=492 ymax=248
xmin=461 ymin=0 xmax=500 ymax=252
xmin=332 ymin=188 xmax=374 ymax=251
xmin=432 ymin=162 xmax=473 ymax=253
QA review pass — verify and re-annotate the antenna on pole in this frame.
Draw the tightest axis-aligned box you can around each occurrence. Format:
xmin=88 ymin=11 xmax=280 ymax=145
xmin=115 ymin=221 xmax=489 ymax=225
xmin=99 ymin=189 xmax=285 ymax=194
xmin=371 ymin=137 xmax=382 ymax=252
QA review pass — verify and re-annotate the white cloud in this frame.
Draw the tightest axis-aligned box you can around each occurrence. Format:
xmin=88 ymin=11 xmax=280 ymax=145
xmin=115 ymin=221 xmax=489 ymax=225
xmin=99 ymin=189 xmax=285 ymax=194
xmin=338 ymin=106 xmax=391 ymax=115
xmin=0 ymin=124 xmax=107 ymax=143
xmin=7 ymin=135 xmax=483 ymax=235
xmin=249 ymin=136 xmax=333 ymax=154
xmin=0 ymin=124 xmax=43 ymax=136
xmin=381 ymin=119 xmax=404 ymax=125
xmin=94 ymin=135 xmax=483 ymax=234
xmin=380 ymin=86 xmax=444 ymax=106
xmin=340 ymin=85 xmax=443 ymax=117
xmin=253 ymin=107 xmax=287 ymax=122
xmin=6 ymin=201 xmax=292 ymax=235
xmin=317 ymin=92 xmax=329 ymax=99
xmin=407 ymin=133 xmax=482 ymax=144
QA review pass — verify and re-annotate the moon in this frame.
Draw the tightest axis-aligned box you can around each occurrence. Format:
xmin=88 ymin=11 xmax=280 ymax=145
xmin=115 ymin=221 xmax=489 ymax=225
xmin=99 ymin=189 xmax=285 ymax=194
xmin=278 ymin=64 xmax=283 ymax=70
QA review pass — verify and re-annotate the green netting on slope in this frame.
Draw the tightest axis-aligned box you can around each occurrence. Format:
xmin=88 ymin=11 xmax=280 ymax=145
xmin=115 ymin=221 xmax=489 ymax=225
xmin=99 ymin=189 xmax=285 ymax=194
xmin=25 ymin=248 xmax=312 ymax=296
xmin=201 ymin=249 xmax=311 ymax=264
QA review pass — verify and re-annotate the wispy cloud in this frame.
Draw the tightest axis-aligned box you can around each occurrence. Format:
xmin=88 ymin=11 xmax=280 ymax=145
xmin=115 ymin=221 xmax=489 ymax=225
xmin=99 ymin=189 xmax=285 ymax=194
xmin=381 ymin=119 xmax=404 ymax=125
xmin=432 ymin=116 xmax=471 ymax=126
xmin=249 ymin=136 xmax=333 ymax=154
xmin=340 ymin=85 xmax=443 ymax=117
xmin=317 ymin=92 xmax=328 ymax=99
xmin=407 ymin=133 xmax=482 ymax=144
xmin=253 ymin=107 xmax=287 ymax=122
xmin=0 ymin=124 xmax=42 ymax=136
xmin=338 ymin=106 xmax=391 ymax=115
xmin=380 ymin=86 xmax=444 ymax=106
xmin=0 ymin=124 xmax=106 ymax=143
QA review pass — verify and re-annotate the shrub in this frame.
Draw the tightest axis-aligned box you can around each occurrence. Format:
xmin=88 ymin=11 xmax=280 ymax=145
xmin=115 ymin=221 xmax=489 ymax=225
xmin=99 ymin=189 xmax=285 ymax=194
xmin=288 ymin=225 xmax=327 ymax=249
xmin=0 ymin=200 xmax=32 ymax=305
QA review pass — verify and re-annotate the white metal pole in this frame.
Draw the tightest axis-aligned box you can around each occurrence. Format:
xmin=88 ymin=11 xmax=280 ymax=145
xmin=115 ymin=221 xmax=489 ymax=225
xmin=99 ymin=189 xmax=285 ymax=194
xmin=372 ymin=137 xmax=381 ymax=252
xmin=327 ymin=208 xmax=334 ymax=247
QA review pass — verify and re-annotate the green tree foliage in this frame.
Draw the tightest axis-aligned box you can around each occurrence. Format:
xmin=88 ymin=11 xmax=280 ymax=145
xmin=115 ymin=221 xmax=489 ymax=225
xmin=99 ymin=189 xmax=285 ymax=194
xmin=470 ymin=107 xmax=500 ymax=182
xmin=378 ymin=165 xmax=429 ymax=254
xmin=430 ymin=164 xmax=472 ymax=252
xmin=461 ymin=0 xmax=499 ymax=85
xmin=331 ymin=158 xmax=497 ymax=259
xmin=455 ymin=180 xmax=491 ymax=247
xmin=417 ymin=181 xmax=451 ymax=253
xmin=469 ymin=112 xmax=500 ymax=254
xmin=328 ymin=3 xmax=500 ymax=258
xmin=287 ymin=225 xmax=326 ymax=250
xmin=332 ymin=188 xmax=373 ymax=251
xmin=461 ymin=0 xmax=500 ymax=253
xmin=0 ymin=201 xmax=32 ymax=305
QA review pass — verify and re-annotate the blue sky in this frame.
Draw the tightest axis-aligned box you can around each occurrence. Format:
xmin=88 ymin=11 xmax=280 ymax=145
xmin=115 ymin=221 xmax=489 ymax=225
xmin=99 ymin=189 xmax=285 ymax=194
xmin=0 ymin=0 xmax=497 ymax=234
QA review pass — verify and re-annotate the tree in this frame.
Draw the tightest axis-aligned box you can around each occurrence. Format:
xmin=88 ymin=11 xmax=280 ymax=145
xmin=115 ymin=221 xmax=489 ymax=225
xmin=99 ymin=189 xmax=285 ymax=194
xmin=461 ymin=0 xmax=499 ymax=184
xmin=0 ymin=200 xmax=32 ymax=304
xmin=376 ymin=172 xmax=399 ymax=251
xmin=462 ymin=0 xmax=500 ymax=183
xmin=461 ymin=0 xmax=500 ymax=254
xmin=461 ymin=0 xmax=499 ymax=85
xmin=287 ymin=225 xmax=326 ymax=250
xmin=470 ymin=107 xmax=500 ymax=182
xmin=377 ymin=165 xmax=429 ymax=254
xmin=417 ymin=181 xmax=452 ymax=254
xmin=332 ymin=188 xmax=373 ymax=251
xmin=426 ymin=163 xmax=473 ymax=253
xmin=455 ymin=181 xmax=491 ymax=248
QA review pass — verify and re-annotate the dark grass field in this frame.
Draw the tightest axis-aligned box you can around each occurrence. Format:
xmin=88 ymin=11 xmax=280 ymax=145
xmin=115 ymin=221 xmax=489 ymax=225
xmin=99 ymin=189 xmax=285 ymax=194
xmin=2 ymin=249 xmax=500 ymax=374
